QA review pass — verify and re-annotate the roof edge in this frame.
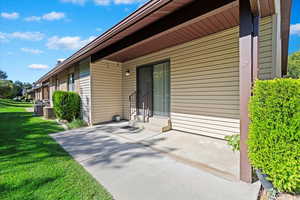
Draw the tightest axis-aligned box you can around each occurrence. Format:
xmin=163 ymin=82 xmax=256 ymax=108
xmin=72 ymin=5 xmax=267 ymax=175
xmin=37 ymin=0 xmax=173 ymax=83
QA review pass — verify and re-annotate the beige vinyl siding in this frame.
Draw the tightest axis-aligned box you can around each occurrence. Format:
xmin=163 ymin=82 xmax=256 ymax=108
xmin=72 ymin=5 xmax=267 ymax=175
xmin=91 ymin=60 xmax=122 ymax=124
xmin=74 ymin=64 xmax=80 ymax=94
xmin=49 ymin=77 xmax=56 ymax=106
xmin=79 ymin=59 xmax=91 ymax=123
xmin=57 ymin=70 xmax=68 ymax=91
xmin=123 ymin=26 xmax=240 ymax=139
xmin=35 ymin=88 xmax=42 ymax=101
xmin=259 ymin=16 xmax=273 ymax=80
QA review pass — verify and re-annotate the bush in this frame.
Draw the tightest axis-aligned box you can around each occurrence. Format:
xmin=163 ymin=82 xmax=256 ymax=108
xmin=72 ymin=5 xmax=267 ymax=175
xmin=52 ymin=91 xmax=81 ymax=122
xmin=67 ymin=119 xmax=87 ymax=129
xmin=248 ymin=78 xmax=300 ymax=193
xmin=224 ymin=134 xmax=240 ymax=152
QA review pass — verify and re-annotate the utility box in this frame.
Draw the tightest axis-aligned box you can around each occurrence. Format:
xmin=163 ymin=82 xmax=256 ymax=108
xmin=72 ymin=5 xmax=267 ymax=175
xmin=43 ymin=107 xmax=56 ymax=119
xmin=34 ymin=104 xmax=43 ymax=116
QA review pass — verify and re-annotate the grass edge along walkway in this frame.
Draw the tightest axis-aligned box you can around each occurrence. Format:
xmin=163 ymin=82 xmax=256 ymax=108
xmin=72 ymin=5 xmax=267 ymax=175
xmin=0 ymin=99 xmax=113 ymax=200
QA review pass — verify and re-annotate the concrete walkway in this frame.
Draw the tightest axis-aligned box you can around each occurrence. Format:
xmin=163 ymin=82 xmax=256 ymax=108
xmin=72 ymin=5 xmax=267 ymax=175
xmin=51 ymin=124 xmax=260 ymax=200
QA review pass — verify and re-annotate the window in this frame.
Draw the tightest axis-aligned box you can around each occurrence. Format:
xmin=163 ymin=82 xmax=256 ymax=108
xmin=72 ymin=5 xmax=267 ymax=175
xmin=68 ymin=73 xmax=75 ymax=91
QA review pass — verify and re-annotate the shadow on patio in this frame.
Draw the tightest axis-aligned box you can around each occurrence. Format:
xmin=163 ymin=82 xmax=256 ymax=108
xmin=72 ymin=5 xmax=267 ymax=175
xmin=51 ymin=124 xmax=177 ymax=169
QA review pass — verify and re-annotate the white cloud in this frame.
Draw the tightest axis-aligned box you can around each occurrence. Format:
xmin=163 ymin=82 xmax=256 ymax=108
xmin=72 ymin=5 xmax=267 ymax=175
xmin=0 ymin=32 xmax=7 ymax=42
xmin=0 ymin=32 xmax=44 ymax=42
xmin=61 ymin=0 xmax=145 ymax=5
xmin=46 ymin=35 xmax=96 ymax=50
xmin=25 ymin=12 xmax=65 ymax=22
xmin=42 ymin=12 xmax=65 ymax=21
xmin=290 ymin=24 xmax=300 ymax=36
xmin=28 ymin=64 xmax=49 ymax=69
xmin=94 ymin=0 xmax=110 ymax=5
xmin=21 ymin=48 xmax=43 ymax=54
xmin=61 ymin=0 xmax=86 ymax=5
xmin=114 ymin=0 xmax=144 ymax=4
xmin=25 ymin=16 xmax=41 ymax=22
xmin=11 ymin=32 xmax=44 ymax=40
xmin=1 ymin=12 xmax=19 ymax=19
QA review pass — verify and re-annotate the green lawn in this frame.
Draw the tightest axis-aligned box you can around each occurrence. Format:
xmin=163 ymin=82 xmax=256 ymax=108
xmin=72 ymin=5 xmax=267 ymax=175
xmin=0 ymin=99 xmax=112 ymax=200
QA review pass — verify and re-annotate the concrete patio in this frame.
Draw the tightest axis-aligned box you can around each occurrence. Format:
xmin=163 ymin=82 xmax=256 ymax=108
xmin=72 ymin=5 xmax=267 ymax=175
xmin=51 ymin=121 xmax=260 ymax=200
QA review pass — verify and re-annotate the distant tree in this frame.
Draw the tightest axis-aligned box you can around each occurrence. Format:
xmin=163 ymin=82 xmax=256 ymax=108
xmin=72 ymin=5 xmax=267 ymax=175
xmin=0 ymin=70 xmax=7 ymax=80
xmin=0 ymin=80 xmax=14 ymax=98
xmin=13 ymin=81 xmax=25 ymax=97
xmin=23 ymin=82 xmax=32 ymax=89
xmin=287 ymin=51 xmax=300 ymax=78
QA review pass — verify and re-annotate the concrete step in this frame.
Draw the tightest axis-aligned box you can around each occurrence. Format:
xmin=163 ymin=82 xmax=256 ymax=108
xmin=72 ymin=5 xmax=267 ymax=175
xmin=129 ymin=116 xmax=170 ymax=133
xmin=149 ymin=116 xmax=169 ymax=126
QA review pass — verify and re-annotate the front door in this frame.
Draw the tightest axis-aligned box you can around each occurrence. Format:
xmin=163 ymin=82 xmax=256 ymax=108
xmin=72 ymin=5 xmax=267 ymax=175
xmin=137 ymin=61 xmax=170 ymax=117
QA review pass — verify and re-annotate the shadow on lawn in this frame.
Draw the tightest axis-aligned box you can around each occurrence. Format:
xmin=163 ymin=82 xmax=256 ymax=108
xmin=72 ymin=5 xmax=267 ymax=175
xmin=0 ymin=99 xmax=32 ymax=108
xmin=0 ymin=111 xmax=67 ymax=172
xmin=1 ymin=109 xmax=175 ymax=174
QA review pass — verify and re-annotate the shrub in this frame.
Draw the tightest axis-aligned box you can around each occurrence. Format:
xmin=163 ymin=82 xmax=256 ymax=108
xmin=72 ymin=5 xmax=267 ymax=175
xmin=248 ymin=78 xmax=300 ymax=193
xmin=67 ymin=119 xmax=87 ymax=129
xmin=52 ymin=91 xmax=81 ymax=122
xmin=224 ymin=134 xmax=240 ymax=152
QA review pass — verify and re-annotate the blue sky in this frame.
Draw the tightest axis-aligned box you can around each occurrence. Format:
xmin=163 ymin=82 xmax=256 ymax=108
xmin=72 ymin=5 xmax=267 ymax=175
xmin=0 ymin=0 xmax=299 ymax=83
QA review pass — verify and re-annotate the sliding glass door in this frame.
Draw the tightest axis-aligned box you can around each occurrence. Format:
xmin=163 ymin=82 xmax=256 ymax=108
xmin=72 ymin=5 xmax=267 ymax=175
xmin=153 ymin=61 xmax=170 ymax=116
xmin=137 ymin=60 xmax=170 ymax=117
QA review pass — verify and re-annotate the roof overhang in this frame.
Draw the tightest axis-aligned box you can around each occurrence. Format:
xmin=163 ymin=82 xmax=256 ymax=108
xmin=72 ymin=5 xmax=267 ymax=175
xmin=37 ymin=0 xmax=194 ymax=83
xmin=37 ymin=0 xmax=290 ymax=83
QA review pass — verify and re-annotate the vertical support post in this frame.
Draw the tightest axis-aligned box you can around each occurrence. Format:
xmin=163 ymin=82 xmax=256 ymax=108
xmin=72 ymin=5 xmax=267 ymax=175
xmin=239 ymin=0 xmax=259 ymax=183
xmin=42 ymin=86 xmax=44 ymax=100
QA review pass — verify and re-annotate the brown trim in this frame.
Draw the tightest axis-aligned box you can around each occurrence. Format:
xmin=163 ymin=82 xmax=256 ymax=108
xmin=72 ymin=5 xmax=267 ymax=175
xmin=91 ymin=0 xmax=235 ymax=62
xmin=36 ymin=0 xmax=183 ymax=83
xmin=104 ymin=2 xmax=238 ymax=62
xmin=280 ymin=0 xmax=292 ymax=75
xmin=249 ymin=0 xmax=259 ymax=16
xmin=37 ymin=0 xmax=236 ymax=83
xmin=239 ymin=0 xmax=259 ymax=183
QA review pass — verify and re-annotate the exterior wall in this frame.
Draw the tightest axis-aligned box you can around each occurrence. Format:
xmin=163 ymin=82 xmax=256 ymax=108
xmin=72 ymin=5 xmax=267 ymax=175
xmin=74 ymin=64 xmax=80 ymax=93
xmin=42 ymin=86 xmax=49 ymax=100
xmin=46 ymin=62 xmax=91 ymax=123
xmin=90 ymin=60 xmax=123 ymax=124
xmin=123 ymin=26 xmax=240 ymax=139
xmin=122 ymin=16 xmax=274 ymax=139
xmin=49 ymin=77 xmax=56 ymax=106
xmin=57 ymin=70 xmax=68 ymax=91
xmin=79 ymin=59 xmax=91 ymax=124
xmin=258 ymin=16 xmax=274 ymax=80
xmin=35 ymin=88 xmax=42 ymax=101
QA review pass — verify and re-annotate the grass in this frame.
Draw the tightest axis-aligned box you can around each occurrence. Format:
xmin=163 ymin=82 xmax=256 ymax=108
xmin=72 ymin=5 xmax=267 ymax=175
xmin=0 ymin=99 xmax=112 ymax=200
xmin=67 ymin=119 xmax=88 ymax=130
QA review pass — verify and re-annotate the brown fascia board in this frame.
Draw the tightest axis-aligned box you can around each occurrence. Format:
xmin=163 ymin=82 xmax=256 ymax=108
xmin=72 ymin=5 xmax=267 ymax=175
xmin=37 ymin=0 xmax=174 ymax=83
xmin=281 ymin=0 xmax=292 ymax=75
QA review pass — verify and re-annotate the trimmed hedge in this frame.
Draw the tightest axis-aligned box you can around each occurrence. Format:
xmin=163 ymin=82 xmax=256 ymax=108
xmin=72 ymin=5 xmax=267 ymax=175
xmin=248 ymin=78 xmax=300 ymax=193
xmin=52 ymin=91 xmax=81 ymax=122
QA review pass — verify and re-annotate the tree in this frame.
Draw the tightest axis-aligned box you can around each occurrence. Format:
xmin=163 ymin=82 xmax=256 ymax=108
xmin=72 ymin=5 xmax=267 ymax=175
xmin=287 ymin=51 xmax=300 ymax=78
xmin=14 ymin=80 xmax=24 ymax=96
xmin=0 ymin=80 xmax=14 ymax=98
xmin=0 ymin=70 xmax=7 ymax=80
